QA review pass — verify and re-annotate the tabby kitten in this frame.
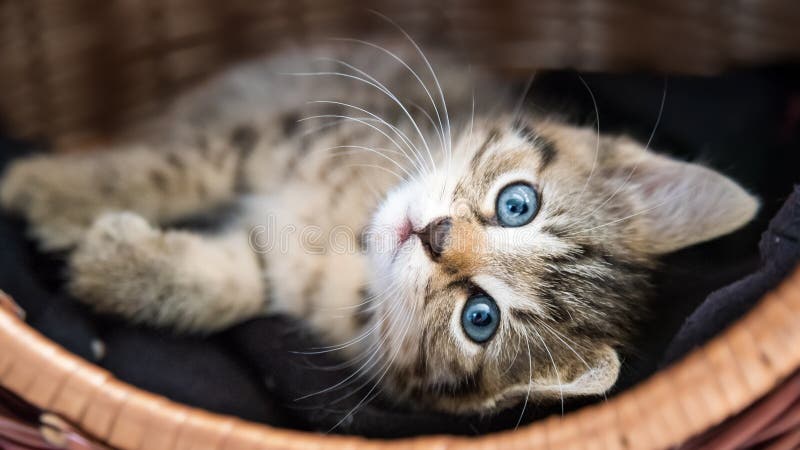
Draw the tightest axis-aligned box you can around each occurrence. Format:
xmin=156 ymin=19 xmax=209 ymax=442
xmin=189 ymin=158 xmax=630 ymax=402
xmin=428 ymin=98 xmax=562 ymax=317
xmin=0 ymin=41 xmax=757 ymax=414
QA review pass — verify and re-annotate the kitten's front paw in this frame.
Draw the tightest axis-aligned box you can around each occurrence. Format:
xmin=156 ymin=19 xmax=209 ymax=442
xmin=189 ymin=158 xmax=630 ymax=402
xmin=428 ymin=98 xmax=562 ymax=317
xmin=30 ymin=221 xmax=98 ymax=253
xmin=1 ymin=157 xmax=94 ymax=250
xmin=0 ymin=157 xmax=45 ymax=213
xmin=79 ymin=212 xmax=156 ymax=250
xmin=69 ymin=212 xmax=159 ymax=314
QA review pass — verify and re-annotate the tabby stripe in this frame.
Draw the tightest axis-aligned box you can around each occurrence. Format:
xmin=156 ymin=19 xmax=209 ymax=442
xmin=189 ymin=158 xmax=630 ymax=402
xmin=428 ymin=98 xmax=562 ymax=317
xmin=537 ymin=137 xmax=558 ymax=169
xmin=469 ymin=128 xmax=501 ymax=172
xmin=300 ymin=267 xmax=324 ymax=315
xmin=429 ymin=372 xmax=481 ymax=397
xmin=354 ymin=287 xmax=373 ymax=327
xmin=281 ymin=113 xmax=301 ymax=136
xmin=510 ymin=307 xmax=540 ymax=325
xmin=516 ymin=125 xmax=557 ymax=169
xmin=252 ymin=252 xmax=272 ymax=310
xmin=165 ymin=152 xmax=185 ymax=170
xmin=414 ymin=326 xmax=429 ymax=377
xmin=149 ymin=170 xmax=169 ymax=192
xmin=230 ymin=125 xmax=260 ymax=192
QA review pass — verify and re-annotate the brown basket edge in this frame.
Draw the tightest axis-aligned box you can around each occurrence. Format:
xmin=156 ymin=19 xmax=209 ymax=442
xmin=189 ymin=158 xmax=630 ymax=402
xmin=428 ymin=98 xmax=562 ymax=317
xmin=0 ymin=264 xmax=799 ymax=450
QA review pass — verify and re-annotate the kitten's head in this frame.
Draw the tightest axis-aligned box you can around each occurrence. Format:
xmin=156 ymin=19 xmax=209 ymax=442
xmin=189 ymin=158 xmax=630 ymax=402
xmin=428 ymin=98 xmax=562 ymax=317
xmin=363 ymin=116 xmax=758 ymax=414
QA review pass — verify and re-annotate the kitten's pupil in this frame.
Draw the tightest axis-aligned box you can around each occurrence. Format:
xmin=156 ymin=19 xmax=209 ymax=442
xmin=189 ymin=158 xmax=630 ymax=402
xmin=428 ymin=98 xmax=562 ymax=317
xmin=506 ymin=197 xmax=528 ymax=216
xmin=469 ymin=307 xmax=492 ymax=326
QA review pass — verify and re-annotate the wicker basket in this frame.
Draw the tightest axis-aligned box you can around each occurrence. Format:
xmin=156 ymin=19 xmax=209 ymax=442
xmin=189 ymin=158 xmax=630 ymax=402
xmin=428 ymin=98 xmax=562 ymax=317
xmin=2 ymin=0 xmax=799 ymax=149
xmin=1 ymin=270 xmax=798 ymax=449
xmin=1 ymin=1 xmax=800 ymax=449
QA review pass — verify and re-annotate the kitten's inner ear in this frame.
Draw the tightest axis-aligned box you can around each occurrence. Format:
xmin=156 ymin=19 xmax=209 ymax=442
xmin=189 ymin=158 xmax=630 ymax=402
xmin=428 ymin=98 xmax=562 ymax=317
xmin=495 ymin=345 xmax=620 ymax=404
xmin=610 ymin=139 xmax=759 ymax=254
xmin=534 ymin=344 xmax=620 ymax=397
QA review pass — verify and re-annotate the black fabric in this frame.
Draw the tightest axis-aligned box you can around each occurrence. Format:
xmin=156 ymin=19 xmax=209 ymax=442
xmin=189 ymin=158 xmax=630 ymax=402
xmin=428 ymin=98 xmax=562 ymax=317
xmin=662 ymin=185 xmax=800 ymax=365
xmin=0 ymin=67 xmax=798 ymax=437
xmin=101 ymin=324 xmax=288 ymax=425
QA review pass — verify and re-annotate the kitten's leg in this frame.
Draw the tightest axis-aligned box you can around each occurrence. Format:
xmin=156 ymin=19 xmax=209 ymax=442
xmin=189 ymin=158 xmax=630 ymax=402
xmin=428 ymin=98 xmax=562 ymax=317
xmin=69 ymin=212 xmax=266 ymax=332
xmin=0 ymin=139 xmax=249 ymax=251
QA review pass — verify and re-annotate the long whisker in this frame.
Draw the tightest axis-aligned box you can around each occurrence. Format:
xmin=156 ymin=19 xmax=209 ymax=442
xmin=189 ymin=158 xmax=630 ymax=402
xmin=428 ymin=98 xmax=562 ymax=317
xmin=295 ymin=335 xmax=384 ymax=400
xmin=309 ymin=101 xmax=416 ymax=148
xmin=406 ymin=100 xmax=446 ymax=153
xmin=564 ymin=198 xmax=670 ymax=238
xmin=327 ymin=276 xmax=419 ymax=431
xmin=290 ymin=300 xmax=398 ymax=371
xmin=515 ymin=334 xmax=533 ymax=429
xmin=311 ymin=59 xmax=435 ymax=172
xmin=531 ymin=327 xmax=564 ymax=416
xmin=328 ymin=37 xmax=447 ymax=153
xmin=501 ymin=332 xmax=523 ymax=377
xmin=575 ymin=74 xmax=601 ymax=202
xmin=296 ymin=148 xmax=412 ymax=188
xmin=298 ymin=114 xmax=426 ymax=176
xmin=323 ymin=144 xmax=406 ymax=156
xmin=512 ymin=73 xmax=536 ymax=125
xmin=304 ymin=270 xmax=397 ymax=314
xmin=306 ymin=116 xmax=417 ymax=169
xmin=369 ymin=10 xmax=452 ymax=155
xmin=578 ymin=79 xmax=668 ymax=219
xmin=293 ymin=282 xmax=412 ymax=400
xmin=463 ymin=90 xmax=476 ymax=182
xmin=316 ymin=276 xmax=394 ymax=313
xmin=292 ymin=282 xmax=402 ymax=354
xmin=536 ymin=321 xmax=608 ymax=403
xmin=346 ymin=164 xmax=406 ymax=182
xmin=309 ymin=100 xmax=425 ymax=176
xmin=287 ymin=71 xmax=430 ymax=173
xmin=318 ymin=143 xmax=420 ymax=184
xmin=301 ymin=115 xmax=422 ymax=179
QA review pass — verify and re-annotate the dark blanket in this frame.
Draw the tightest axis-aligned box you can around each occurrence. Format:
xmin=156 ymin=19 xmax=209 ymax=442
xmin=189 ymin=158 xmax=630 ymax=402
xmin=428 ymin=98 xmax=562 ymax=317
xmin=0 ymin=67 xmax=798 ymax=438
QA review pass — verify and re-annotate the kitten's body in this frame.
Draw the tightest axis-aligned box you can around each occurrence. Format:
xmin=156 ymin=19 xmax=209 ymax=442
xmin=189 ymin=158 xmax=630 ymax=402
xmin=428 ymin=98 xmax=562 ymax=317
xmin=0 ymin=41 xmax=758 ymax=414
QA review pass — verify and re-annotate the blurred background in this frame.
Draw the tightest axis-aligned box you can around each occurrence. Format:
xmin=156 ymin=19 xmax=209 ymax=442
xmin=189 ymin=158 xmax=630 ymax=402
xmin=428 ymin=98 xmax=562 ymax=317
xmin=0 ymin=0 xmax=798 ymax=148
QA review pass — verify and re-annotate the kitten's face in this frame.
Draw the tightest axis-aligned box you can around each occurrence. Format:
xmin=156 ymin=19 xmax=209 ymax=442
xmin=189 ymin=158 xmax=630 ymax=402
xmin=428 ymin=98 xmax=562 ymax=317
xmin=363 ymin=117 xmax=757 ymax=414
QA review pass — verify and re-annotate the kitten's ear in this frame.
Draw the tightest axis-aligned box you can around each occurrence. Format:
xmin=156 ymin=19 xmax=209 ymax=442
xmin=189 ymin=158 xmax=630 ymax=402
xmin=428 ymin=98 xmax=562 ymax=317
xmin=534 ymin=344 xmax=620 ymax=397
xmin=610 ymin=139 xmax=759 ymax=254
xmin=496 ymin=345 xmax=619 ymax=405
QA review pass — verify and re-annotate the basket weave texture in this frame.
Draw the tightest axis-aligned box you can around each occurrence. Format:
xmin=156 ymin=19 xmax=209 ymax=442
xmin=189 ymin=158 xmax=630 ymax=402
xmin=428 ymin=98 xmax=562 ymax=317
xmin=0 ymin=266 xmax=798 ymax=449
xmin=1 ymin=0 xmax=799 ymax=148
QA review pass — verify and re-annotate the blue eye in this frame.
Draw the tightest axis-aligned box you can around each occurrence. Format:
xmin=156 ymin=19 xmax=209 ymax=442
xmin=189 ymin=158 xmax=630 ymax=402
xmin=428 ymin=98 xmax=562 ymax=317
xmin=461 ymin=294 xmax=500 ymax=343
xmin=496 ymin=183 xmax=538 ymax=227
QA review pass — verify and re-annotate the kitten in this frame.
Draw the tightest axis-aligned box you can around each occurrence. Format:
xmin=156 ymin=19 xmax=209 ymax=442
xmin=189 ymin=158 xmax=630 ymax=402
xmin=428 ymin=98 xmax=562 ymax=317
xmin=0 ymin=40 xmax=758 ymax=414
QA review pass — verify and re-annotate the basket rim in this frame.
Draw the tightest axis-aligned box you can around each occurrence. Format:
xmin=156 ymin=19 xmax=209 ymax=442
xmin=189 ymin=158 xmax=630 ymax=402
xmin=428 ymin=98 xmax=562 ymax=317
xmin=1 ymin=264 xmax=799 ymax=449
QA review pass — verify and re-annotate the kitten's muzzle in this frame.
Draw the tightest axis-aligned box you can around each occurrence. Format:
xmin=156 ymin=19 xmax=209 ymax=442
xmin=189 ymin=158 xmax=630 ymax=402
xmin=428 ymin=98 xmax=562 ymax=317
xmin=416 ymin=217 xmax=452 ymax=261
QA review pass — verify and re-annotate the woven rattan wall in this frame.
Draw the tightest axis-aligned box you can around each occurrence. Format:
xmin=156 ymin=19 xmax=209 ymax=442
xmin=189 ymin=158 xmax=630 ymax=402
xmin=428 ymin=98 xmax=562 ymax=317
xmin=1 ymin=0 xmax=799 ymax=149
